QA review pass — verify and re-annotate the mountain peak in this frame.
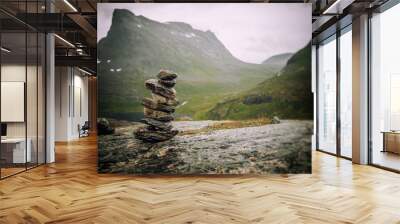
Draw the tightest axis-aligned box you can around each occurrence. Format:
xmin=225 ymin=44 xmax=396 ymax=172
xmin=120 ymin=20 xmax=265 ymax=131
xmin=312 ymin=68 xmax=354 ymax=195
xmin=166 ymin=22 xmax=193 ymax=30
xmin=113 ymin=8 xmax=135 ymax=17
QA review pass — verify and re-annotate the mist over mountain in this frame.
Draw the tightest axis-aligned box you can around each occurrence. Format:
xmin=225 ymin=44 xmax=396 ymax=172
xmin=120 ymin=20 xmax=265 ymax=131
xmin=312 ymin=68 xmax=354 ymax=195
xmin=98 ymin=9 xmax=277 ymax=120
xmin=262 ymin=53 xmax=293 ymax=69
xmin=97 ymin=9 xmax=304 ymax=120
xmin=206 ymin=44 xmax=312 ymax=120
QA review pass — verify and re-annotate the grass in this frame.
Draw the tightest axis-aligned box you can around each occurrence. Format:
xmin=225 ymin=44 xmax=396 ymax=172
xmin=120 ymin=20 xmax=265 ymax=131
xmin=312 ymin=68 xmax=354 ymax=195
xmin=179 ymin=117 xmax=271 ymax=136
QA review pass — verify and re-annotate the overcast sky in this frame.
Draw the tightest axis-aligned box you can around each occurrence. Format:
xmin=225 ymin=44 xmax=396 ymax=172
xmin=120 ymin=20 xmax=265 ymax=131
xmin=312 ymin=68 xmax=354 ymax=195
xmin=98 ymin=3 xmax=311 ymax=64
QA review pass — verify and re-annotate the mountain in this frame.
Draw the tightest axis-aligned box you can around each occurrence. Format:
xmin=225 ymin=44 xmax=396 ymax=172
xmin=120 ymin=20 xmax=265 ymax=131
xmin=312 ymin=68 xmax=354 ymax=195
xmin=262 ymin=53 xmax=293 ymax=69
xmin=97 ymin=9 xmax=279 ymax=120
xmin=205 ymin=44 xmax=312 ymax=120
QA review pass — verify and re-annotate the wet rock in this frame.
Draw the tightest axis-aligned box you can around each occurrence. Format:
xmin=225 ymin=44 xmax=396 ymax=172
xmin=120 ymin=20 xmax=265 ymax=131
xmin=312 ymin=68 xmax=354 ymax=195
xmin=140 ymin=118 xmax=173 ymax=131
xmin=144 ymin=114 xmax=174 ymax=122
xmin=144 ymin=108 xmax=174 ymax=122
xmin=142 ymin=98 xmax=175 ymax=113
xmin=134 ymin=126 xmax=179 ymax=143
xmin=157 ymin=70 xmax=178 ymax=80
xmin=145 ymin=79 xmax=176 ymax=99
xmin=100 ymin=120 xmax=312 ymax=174
xmin=134 ymin=70 xmax=179 ymax=143
xmin=272 ymin=116 xmax=281 ymax=124
xmin=152 ymin=93 xmax=179 ymax=106
xmin=158 ymin=79 xmax=176 ymax=88
xmin=97 ymin=118 xmax=115 ymax=135
xmin=144 ymin=107 xmax=169 ymax=117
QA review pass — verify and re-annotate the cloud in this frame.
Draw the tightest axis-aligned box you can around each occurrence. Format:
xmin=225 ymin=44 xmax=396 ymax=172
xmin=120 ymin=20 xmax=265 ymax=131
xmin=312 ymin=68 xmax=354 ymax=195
xmin=98 ymin=3 xmax=311 ymax=64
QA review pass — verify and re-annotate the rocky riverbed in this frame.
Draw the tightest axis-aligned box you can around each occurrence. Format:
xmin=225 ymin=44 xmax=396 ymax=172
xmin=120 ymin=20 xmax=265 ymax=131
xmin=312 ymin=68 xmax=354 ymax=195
xmin=98 ymin=120 xmax=313 ymax=174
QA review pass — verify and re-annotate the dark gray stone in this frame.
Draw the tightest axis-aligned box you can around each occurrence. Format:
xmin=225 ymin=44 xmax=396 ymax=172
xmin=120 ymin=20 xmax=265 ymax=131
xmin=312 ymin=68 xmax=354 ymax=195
xmin=97 ymin=118 xmax=115 ymax=135
xmin=145 ymin=79 xmax=176 ymax=99
xmin=157 ymin=70 xmax=178 ymax=80
xmin=152 ymin=93 xmax=179 ymax=106
xmin=134 ymin=126 xmax=179 ymax=143
xmin=142 ymin=98 xmax=175 ymax=113
xmin=158 ymin=79 xmax=176 ymax=88
xmin=140 ymin=118 xmax=173 ymax=130
xmin=144 ymin=113 xmax=174 ymax=122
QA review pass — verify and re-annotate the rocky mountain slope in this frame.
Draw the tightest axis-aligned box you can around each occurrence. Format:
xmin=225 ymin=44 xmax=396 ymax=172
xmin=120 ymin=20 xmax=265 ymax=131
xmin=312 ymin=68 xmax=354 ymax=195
xmin=206 ymin=44 xmax=312 ymax=120
xmin=98 ymin=9 xmax=281 ymax=120
xmin=262 ymin=52 xmax=293 ymax=69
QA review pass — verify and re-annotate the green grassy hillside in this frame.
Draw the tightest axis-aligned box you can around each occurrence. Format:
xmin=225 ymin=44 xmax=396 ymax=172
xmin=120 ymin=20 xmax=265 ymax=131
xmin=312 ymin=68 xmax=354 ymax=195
xmin=205 ymin=44 xmax=313 ymax=120
xmin=262 ymin=53 xmax=293 ymax=68
xmin=98 ymin=9 xmax=280 ymax=121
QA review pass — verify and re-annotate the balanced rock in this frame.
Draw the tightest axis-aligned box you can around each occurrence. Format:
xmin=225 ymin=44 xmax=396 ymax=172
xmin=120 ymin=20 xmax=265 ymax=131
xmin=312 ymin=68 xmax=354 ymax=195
xmin=142 ymin=98 xmax=175 ymax=113
xmin=157 ymin=70 xmax=177 ymax=80
xmin=152 ymin=93 xmax=179 ymax=106
xmin=134 ymin=126 xmax=179 ymax=143
xmin=144 ymin=108 xmax=174 ymax=122
xmin=158 ymin=79 xmax=176 ymax=88
xmin=145 ymin=79 xmax=176 ymax=99
xmin=140 ymin=118 xmax=173 ymax=131
xmin=134 ymin=70 xmax=179 ymax=143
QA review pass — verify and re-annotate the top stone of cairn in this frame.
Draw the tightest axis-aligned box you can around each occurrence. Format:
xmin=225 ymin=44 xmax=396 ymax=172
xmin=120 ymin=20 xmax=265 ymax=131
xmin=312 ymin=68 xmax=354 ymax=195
xmin=157 ymin=70 xmax=177 ymax=81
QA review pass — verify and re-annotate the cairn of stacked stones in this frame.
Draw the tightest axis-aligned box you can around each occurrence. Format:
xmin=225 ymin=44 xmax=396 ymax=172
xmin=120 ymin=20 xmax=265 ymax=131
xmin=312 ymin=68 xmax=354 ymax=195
xmin=134 ymin=70 xmax=179 ymax=142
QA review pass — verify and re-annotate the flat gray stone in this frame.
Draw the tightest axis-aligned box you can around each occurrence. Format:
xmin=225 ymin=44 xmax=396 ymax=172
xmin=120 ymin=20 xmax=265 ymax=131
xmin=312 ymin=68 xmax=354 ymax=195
xmin=144 ymin=114 xmax=174 ymax=123
xmin=158 ymin=79 xmax=176 ymax=88
xmin=145 ymin=79 xmax=176 ymax=99
xmin=152 ymin=93 xmax=179 ymax=106
xmin=140 ymin=118 xmax=172 ymax=131
xmin=134 ymin=126 xmax=179 ymax=143
xmin=142 ymin=98 xmax=175 ymax=113
xmin=157 ymin=70 xmax=178 ymax=80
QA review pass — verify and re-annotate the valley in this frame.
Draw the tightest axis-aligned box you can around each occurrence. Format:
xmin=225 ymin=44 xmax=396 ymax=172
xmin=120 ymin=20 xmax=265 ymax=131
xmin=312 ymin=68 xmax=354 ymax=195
xmin=97 ymin=9 xmax=294 ymax=121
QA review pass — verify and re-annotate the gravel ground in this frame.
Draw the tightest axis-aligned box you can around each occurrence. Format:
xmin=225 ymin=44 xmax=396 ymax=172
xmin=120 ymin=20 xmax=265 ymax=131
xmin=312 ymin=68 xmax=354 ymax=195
xmin=98 ymin=120 xmax=312 ymax=174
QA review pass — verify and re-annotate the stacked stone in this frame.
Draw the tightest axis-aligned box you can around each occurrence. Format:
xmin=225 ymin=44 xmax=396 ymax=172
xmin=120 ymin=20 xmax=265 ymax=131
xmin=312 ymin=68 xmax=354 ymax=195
xmin=134 ymin=70 xmax=179 ymax=142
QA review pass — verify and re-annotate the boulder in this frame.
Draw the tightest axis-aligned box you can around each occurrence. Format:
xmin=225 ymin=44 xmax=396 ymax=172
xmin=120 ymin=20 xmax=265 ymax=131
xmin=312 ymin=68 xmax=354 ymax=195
xmin=97 ymin=118 xmax=115 ymax=135
xmin=272 ymin=116 xmax=281 ymax=124
xmin=157 ymin=70 xmax=178 ymax=80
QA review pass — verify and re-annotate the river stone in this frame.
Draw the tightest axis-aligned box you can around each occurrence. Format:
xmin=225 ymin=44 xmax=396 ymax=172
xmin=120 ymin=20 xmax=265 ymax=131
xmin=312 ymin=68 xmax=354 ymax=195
xmin=272 ymin=116 xmax=281 ymax=124
xmin=157 ymin=70 xmax=178 ymax=80
xmin=144 ymin=107 xmax=169 ymax=117
xmin=158 ymin=79 xmax=176 ymax=88
xmin=140 ymin=118 xmax=173 ymax=131
xmin=145 ymin=79 xmax=176 ymax=99
xmin=97 ymin=118 xmax=115 ymax=135
xmin=134 ymin=126 xmax=179 ymax=143
xmin=142 ymin=98 xmax=175 ymax=113
xmin=144 ymin=108 xmax=174 ymax=122
xmin=144 ymin=114 xmax=174 ymax=122
xmin=152 ymin=93 xmax=179 ymax=106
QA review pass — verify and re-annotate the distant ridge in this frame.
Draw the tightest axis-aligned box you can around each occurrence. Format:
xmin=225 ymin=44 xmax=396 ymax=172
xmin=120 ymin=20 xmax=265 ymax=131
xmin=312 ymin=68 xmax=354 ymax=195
xmin=206 ymin=44 xmax=312 ymax=120
xmin=262 ymin=53 xmax=294 ymax=69
xmin=98 ymin=9 xmax=296 ymax=120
